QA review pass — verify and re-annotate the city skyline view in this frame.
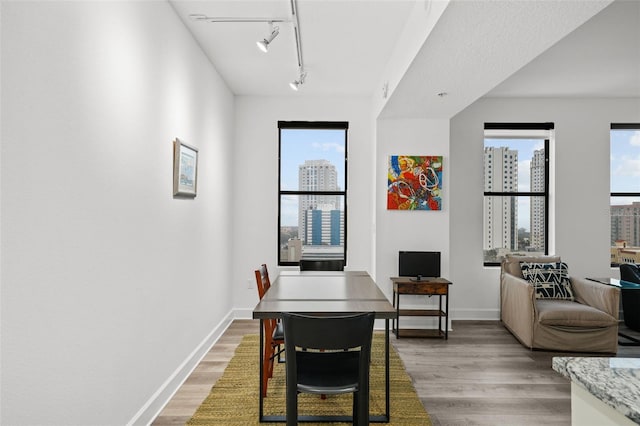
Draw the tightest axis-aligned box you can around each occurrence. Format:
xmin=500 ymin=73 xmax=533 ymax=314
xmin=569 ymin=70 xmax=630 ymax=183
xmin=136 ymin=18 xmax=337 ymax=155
xmin=282 ymin=128 xmax=640 ymax=263
xmin=611 ymin=128 xmax=640 ymax=252
xmin=280 ymin=128 xmax=345 ymax=226
xmin=484 ymin=138 xmax=545 ymax=233
xmin=483 ymin=132 xmax=548 ymax=263
xmin=278 ymin=125 xmax=347 ymax=263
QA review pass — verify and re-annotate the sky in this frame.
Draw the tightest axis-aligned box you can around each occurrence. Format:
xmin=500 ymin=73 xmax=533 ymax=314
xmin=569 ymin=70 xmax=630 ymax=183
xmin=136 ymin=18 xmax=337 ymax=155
xmin=280 ymin=128 xmax=346 ymax=226
xmin=611 ymin=129 xmax=640 ymax=193
xmin=280 ymin=128 xmax=346 ymax=190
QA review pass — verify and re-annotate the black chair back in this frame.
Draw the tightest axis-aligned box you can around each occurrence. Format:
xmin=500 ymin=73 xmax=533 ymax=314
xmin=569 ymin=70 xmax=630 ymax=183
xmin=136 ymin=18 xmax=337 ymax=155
xmin=621 ymin=263 xmax=640 ymax=284
xmin=620 ymin=264 xmax=640 ymax=331
xmin=281 ymin=312 xmax=375 ymax=426
xmin=299 ymin=259 xmax=345 ymax=271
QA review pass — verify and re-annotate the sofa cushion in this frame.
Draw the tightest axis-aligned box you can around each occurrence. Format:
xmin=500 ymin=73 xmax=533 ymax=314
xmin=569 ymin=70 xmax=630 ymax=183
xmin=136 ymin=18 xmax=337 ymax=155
xmin=520 ymin=262 xmax=574 ymax=300
xmin=502 ymin=254 xmax=561 ymax=278
xmin=536 ymin=299 xmax=617 ymax=327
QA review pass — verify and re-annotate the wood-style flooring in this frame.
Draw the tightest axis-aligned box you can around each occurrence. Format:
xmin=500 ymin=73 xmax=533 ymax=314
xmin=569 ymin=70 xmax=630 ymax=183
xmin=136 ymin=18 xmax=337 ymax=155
xmin=152 ymin=320 xmax=640 ymax=426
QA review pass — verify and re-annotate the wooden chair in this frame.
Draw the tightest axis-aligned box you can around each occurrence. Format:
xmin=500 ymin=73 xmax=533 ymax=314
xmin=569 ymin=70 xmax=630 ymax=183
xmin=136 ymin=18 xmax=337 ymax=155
xmin=255 ymin=263 xmax=271 ymax=299
xmin=255 ymin=264 xmax=284 ymax=397
xmin=281 ymin=312 xmax=375 ymax=426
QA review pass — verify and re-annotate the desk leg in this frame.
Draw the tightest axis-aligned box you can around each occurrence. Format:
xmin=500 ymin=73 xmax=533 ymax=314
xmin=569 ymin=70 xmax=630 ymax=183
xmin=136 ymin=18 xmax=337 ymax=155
xmin=385 ymin=319 xmax=390 ymax=421
xmin=438 ymin=294 xmax=443 ymax=337
xmin=391 ymin=291 xmax=394 ymax=332
xmin=259 ymin=319 xmax=264 ymax=421
xmin=445 ymin=290 xmax=449 ymax=340
xmin=393 ymin=291 xmax=400 ymax=338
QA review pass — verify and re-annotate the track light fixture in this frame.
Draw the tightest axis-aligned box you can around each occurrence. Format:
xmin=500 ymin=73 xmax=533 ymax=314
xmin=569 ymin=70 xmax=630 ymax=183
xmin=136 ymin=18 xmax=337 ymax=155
xmin=256 ymin=23 xmax=279 ymax=53
xmin=190 ymin=0 xmax=306 ymax=91
xmin=289 ymin=71 xmax=306 ymax=91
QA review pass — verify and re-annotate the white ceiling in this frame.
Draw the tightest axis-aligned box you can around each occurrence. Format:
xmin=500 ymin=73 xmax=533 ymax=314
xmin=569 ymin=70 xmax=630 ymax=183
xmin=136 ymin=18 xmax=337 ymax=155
xmin=170 ymin=0 xmax=415 ymax=96
xmin=170 ymin=0 xmax=640 ymax=117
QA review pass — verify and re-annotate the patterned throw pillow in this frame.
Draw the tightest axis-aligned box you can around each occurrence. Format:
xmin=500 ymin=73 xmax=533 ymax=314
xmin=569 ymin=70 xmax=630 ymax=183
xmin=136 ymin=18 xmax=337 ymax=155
xmin=519 ymin=262 xmax=574 ymax=300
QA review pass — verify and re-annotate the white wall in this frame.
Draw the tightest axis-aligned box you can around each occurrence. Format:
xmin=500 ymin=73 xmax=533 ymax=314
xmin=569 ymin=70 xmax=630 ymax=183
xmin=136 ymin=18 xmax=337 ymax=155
xmin=232 ymin=96 xmax=375 ymax=316
xmin=375 ymin=118 xmax=450 ymax=326
xmin=1 ymin=2 xmax=235 ymax=425
xmin=450 ymin=97 xmax=640 ymax=320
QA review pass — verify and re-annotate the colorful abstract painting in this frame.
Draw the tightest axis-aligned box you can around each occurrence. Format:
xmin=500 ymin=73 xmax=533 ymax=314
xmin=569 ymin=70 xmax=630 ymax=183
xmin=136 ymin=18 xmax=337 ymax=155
xmin=387 ymin=155 xmax=442 ymax=210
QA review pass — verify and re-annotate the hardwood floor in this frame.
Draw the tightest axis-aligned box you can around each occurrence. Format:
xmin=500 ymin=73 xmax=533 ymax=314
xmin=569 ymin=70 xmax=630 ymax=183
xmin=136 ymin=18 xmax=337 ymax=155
xmin=151 ymin=320 xmax=259 ymax=425
xmin=152 ymin=320 xmax=640 ymax=425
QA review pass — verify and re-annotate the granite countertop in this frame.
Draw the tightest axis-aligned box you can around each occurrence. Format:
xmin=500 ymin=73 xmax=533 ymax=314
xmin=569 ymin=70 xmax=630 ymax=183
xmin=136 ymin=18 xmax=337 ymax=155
xmin=553 ymin=357 xmax=640 ymax=423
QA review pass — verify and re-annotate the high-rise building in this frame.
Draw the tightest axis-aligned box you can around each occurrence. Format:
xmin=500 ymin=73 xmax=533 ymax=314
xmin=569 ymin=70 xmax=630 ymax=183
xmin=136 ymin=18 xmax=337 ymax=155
xmin=483 ymin=146 xmax=518 ymax=251
xmin=298 ymin=160 xmax=341 ymax=244
xmin=611 ymin=201 xmax=640 ymax=246
xmin=530 ymin=148 xmax=545 ymax=251
xmin=285 ymin=237 xmax=302 ymax=262
xmin=304 ymin=208 xmax=344 ymax=246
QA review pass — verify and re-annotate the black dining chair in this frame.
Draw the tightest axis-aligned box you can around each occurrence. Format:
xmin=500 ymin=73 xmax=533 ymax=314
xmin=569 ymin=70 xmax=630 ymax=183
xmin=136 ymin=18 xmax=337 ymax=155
xmin=281 ymin=312 xmax=375 ymax=426
xmin=299 ymin=259 xmax=345 ymax=271
xmin=620 ymin=263 xmax=640 ymax=331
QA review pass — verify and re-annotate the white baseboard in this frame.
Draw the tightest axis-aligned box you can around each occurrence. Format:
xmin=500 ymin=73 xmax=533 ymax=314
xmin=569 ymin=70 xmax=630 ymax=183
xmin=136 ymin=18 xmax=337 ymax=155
xmin=127 ymin=311 xmax=234 ymax=426
xmin=452 ymin=308 xmax=500 ymax=321
xmin=233 ymin=308 xmax=255 ymax=320
xmin=391 ymin=307 xmax=499 ymax=331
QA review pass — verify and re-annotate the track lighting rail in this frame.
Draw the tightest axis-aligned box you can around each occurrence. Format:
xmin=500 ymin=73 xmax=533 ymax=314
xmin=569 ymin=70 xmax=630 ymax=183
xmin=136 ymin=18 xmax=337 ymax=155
xmin=189 ymin=15 xmax=290 ymax=24
xmin=189 ymin=0 xmax=306 ymax=91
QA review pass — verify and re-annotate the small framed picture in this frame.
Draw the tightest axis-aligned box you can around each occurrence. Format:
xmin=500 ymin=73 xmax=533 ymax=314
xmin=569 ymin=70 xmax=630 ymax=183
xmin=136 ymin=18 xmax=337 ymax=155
xmin=173 ymin=138 xmax=198 ymax=197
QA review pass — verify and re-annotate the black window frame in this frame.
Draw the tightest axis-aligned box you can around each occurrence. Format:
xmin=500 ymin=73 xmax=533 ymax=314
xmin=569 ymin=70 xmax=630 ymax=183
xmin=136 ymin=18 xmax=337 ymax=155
xmin=277 ymin=121 xmax=349 ymax=267
xmin=610 ymin=123 xmax=640 ymax=266
xmin=483 ymin=122 xmax=552 ymax=266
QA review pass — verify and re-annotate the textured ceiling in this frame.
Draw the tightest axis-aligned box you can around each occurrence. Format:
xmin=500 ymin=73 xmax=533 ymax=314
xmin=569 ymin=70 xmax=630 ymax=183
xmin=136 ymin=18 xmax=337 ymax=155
xmin=379 ymin=0 xmax=616 ymax=118
xmin=486 ymin=0 xmax=640 ymax=99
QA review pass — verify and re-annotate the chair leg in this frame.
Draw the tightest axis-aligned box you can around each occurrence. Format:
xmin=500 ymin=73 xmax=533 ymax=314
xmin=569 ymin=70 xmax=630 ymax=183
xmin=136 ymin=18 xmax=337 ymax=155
xmin=353 ymin=392 xmax=358 ymax=425
xmin=356 ymin=386 xmax=369 ymax=426
xmin=286 ymin=384 xmax=298 ymax=426
xmin=277 ymin=344 xmax=285 ymax=363
xmin=266 ymin=352 xmax=275 ymax=379
xmin=261 ymin=355 xmax=269 ymax=397
xmin=262 ymin=336 xmax=275 ymax=397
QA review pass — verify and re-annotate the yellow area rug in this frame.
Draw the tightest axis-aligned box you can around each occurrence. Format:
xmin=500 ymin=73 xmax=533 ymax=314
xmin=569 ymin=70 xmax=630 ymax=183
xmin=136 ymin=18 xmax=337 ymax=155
xmin=187 ymin=333 xmax=431 ymax=425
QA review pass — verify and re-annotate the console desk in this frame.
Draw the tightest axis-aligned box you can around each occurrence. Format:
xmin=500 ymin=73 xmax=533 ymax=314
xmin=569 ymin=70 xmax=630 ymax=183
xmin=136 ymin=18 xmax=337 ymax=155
xmin=390 ymin=277 xmax=451 ymax=339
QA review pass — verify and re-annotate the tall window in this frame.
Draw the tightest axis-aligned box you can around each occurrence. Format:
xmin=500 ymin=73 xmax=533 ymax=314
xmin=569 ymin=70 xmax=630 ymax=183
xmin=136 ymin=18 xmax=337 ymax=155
xmin=610 ymin=124 xmax=640 ymax=266
xmin=278 ymin=121 xmax=348 ymax=266
xmin=483 ymin=123 xmax=552 ymax=265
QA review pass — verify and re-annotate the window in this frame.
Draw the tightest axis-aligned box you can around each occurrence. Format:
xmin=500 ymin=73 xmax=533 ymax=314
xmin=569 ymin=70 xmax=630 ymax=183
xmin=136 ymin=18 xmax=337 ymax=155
xmin=278 ymin=121 xmax=348 ymax=266
xmin=610 ymin=124 xmax=640 ymax=266
xmin=483 ymin=123 xmax=552 ymax=265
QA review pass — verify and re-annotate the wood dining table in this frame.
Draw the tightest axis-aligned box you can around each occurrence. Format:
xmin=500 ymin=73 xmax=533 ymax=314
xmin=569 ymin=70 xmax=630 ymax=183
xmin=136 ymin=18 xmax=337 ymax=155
xmin=252 ymin=270 xmax=397 ymax=423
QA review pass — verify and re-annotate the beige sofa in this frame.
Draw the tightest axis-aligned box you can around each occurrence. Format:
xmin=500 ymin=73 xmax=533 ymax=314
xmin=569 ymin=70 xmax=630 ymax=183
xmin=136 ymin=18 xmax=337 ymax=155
xmin=500 ymin=255 xmax=620 ymax=353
